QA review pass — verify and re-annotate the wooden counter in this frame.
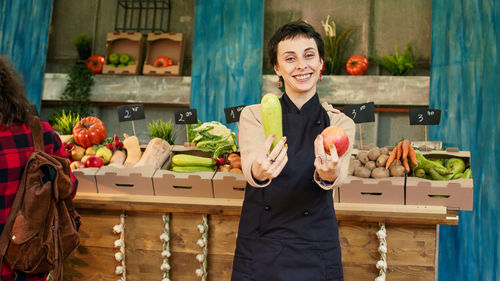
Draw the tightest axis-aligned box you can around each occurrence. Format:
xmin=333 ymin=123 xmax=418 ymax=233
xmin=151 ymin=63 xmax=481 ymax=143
xmin=64 ymin=193 xmax=458 ymax=280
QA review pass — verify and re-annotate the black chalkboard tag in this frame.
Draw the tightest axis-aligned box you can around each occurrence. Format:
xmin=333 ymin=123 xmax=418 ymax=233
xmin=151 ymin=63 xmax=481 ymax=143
xmin=117 ymin=104 xmax=145 ymax=122
xmin=175 ymin=109 xmax=198 ymax=124
xmin=410 ymin=108 xmax=441 ymax=125
xmin=224 ymin=105 xmax=246 ymax=124
xmin=343 ymin=102 xmax=375 ymax=123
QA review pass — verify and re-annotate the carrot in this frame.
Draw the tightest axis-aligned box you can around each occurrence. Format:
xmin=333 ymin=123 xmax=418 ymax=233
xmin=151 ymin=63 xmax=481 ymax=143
xmin=402 ymin=139 xmax=410 ymax=161
xmin=396 ymin=141 xmax=403 ymax=161
xmin=385 ymin=146 xmax=398 ymax=169
xmin=403 ymin=157 xmax=410 ymax=173
xmin=408 ymin=145 xmax=418 ymax=166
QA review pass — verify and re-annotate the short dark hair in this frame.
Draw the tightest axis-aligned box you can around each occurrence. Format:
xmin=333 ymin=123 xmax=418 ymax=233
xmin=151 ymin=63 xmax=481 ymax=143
xmin=267 ymin=20 xmax=324 ymax=67
xmin=0 ymin=56 xmax=34 ymax=128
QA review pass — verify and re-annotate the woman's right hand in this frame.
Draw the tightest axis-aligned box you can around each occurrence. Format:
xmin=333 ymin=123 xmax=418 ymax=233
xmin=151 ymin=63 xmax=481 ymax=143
xmin=251 ymin=134 xmax=288 ymax=182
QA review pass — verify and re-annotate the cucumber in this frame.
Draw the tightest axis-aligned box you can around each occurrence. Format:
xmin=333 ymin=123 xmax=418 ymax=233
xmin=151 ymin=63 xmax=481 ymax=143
xmin=172 ymin=154 xmax=215 ymax=167
xmin=261 ymin=93 xmax=282 ymax=150
xmin=171 ymin=166 xmax=215 ymax=173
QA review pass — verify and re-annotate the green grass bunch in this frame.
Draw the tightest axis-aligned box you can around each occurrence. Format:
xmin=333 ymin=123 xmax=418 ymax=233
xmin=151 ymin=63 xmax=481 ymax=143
xmin=370 ymin=41 xmax=416 ymax=76
xmin=148 ymin=119 xmax=176 ymax=145
xmin=51 ymin=110 xmax=80 ymax=135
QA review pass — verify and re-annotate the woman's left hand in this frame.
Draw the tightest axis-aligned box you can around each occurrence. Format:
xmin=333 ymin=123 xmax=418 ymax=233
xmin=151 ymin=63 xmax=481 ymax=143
xmin=314 ymin=134 xmax=342 ymax=182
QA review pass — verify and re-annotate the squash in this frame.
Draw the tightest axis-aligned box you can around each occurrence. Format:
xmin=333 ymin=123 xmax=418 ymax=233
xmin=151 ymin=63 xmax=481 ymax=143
xmin=172 ymin=154 xmax=215 ymax=167
xmin=108 ymin=150 xmax=126 ymax=167
xmin=134 ymin=138 xmax=172 ymax=169
xmin=122 ymin=133 xmax=142 ymax=168
xmin=171 ymin=166 xmax=215 ymax=173
xmin=261 ymin=93 xmax=282 ymax=150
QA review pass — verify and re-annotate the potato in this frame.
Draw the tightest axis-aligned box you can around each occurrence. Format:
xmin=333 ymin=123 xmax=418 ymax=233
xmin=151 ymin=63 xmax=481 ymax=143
xmin=376 ymin=154 xmax=389 ymax=167
xmin=357 ymin=151 xmax=369 ymax=164
xmin=348 ymin=159 xmax=362 ymax=175
xmin=365 ymin=161 xmax=376 ymax=171
xmin=371 ymin=167 xmax=390 ymax=178
xmin=379 ymin=147 xmax=389 ymax=156
xmin=389 ymin=165 xmax=406 ymax=177
xmin=367 ymin=147 xmax=381 ymax=161
xmin=354 ymin=166 xmax=371 ymax=178
xmin=390 ymin=159 xmax=402 ymax=168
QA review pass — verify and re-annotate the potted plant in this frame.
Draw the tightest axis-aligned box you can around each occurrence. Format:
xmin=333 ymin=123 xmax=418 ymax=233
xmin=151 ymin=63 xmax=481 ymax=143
xmin=148 ymin=119 xmax=176 ymax=145
xmin=370 ymin=41 xmax=417 ymax=76
xmin=321 ymin=15 xmax=355 ymax=75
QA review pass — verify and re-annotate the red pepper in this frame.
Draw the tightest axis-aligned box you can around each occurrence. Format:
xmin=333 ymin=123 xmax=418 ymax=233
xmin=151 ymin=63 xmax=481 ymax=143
xmin=87 ymin=55 xmax=105 ymax=74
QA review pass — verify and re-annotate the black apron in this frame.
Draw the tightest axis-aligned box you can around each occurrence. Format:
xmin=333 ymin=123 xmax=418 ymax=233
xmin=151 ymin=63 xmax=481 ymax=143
xmin=232 ymin=93 xmax=344 ymax=281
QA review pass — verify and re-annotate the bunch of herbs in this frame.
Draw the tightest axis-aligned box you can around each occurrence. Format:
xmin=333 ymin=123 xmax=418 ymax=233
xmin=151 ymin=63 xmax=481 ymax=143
xmin=370 ymin=41 xmax=416 ymax=76
xmin=148 ymin=119 xmax=176 ymax=145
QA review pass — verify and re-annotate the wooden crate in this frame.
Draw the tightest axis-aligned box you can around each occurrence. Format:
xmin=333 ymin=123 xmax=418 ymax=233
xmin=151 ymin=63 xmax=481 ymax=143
xmin=212 ymin=172 xmax=246 ymax=199
xmin=102 ymin=31 xmax=145 ymax=75
xmin=143 ymin=32 xmax=184 ymax=76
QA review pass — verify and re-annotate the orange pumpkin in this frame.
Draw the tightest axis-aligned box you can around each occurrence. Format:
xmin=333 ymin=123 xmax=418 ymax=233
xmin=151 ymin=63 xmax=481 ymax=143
xmin=72 ymin=116 xmax=107 ymax=148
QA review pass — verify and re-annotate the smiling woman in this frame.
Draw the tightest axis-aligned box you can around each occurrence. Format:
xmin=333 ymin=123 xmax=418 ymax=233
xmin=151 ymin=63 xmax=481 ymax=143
xmin=231 ymin=21 xmax=355 ymax=281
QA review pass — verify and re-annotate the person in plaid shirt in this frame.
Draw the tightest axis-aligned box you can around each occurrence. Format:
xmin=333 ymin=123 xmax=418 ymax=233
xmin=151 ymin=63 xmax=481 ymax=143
xmin=0 ymin=56 xmax=78 ymax=280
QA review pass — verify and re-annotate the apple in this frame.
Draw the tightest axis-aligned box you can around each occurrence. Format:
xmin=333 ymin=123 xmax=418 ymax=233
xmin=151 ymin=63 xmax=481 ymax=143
xmin=71 ymin=145 xmax=86 ymax=161
xmin=96 ymin=147 xmax=113 ymax=164
xmin=70 ymin=161 xmax=85 ymax=170
xmin=108 ymin=53 xmax=120 ymax=65
xmin=117 ymin=64 xmax=126 ymax=68
xmin=85 ymin=155 xmax=104 ymax=168
xmin=127 ymin=60 xmax=136 ymax=66
xmin=321 ymin=126 xmax=349 ymax=157
xmin=85 ymin=147 xmax=96 ymax=156
xmin=119 ymin=54 xmax=131 ymax=65
xmin=81 ymin=155 xmax=91 ymax=166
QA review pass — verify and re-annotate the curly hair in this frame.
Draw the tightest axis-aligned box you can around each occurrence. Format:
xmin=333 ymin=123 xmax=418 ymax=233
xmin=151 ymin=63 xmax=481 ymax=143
xmin=0 ymin=56 xmax=34 ymax=128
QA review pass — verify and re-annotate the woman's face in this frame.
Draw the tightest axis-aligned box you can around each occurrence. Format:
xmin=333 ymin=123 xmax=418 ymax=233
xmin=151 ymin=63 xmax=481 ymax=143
xmin=274 ymin=36 xmax=323 ymax=97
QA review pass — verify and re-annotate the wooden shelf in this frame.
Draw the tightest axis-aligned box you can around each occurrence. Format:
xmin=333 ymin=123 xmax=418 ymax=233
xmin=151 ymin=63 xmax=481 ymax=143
xmin=73 ymin=192 xmax=458 ymax=225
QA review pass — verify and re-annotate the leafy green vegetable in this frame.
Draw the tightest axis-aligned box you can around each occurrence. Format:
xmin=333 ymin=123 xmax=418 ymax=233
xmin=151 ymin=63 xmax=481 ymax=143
xmin=92 ymin=137 xmax=113 ymax=151
xmin=51 ymin=110 xmax=80 ymax=135
xmin=187 ymin=120 xmax=202 ymax=142
xmin=190 ymin=121 xmax=237 ymax=158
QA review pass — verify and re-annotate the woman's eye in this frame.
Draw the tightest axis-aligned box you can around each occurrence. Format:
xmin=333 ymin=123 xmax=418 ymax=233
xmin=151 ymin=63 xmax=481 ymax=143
xmin=305 ymin=53 xmax=315 ymax=58
xmin=285 ymin=57 xmax=295 ymax=62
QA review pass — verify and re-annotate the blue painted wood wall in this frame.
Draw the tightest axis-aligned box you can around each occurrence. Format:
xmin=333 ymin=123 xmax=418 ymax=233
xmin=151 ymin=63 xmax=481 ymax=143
xmin=430 ymin=0 xmax=499 ymax=280
xmin=0 ymin=0 xmax=53 ymax=111
xmin=190 ymin=0 xmax=264 ymax=133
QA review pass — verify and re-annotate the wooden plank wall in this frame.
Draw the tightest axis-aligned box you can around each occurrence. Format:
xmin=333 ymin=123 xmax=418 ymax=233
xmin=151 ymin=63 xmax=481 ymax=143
xmin=64 ymin=209 xmax=436 ymax=280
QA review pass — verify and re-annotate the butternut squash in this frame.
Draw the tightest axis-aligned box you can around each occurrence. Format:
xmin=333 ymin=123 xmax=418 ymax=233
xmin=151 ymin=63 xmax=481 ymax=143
xmin=134 ymin=138 xmax=172 ymax=169
xmin=122 ymin=134 xmax=142 ymax=168
xmin=108 ymin=150 xmax=126 ymax=167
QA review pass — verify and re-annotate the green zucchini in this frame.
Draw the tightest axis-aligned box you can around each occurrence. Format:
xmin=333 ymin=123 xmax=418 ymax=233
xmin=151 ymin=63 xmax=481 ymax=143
xmin=171 ymin=166 xmax=215 ymax=173
xmin=172 ymin=154 xmax=215 ymax=167
xmin=261 ymin=93 xmax=282 ymax=150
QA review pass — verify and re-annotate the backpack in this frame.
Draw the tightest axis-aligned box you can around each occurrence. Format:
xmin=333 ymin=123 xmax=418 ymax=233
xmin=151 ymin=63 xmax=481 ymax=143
xmin=0 ymin=116 xmax=81 ymax=280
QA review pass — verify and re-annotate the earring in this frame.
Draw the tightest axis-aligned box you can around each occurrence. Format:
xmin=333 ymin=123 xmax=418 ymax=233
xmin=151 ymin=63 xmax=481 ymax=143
xmin=278 ymin=79 xmax=281 ymax=87
xmin=320 ymin=73 xmax=323 ymax=81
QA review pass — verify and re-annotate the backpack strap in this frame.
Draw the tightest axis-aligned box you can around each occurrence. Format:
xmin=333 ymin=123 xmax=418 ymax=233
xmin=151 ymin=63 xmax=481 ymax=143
xmin=30 ymin=116 xmax=45 ymax=152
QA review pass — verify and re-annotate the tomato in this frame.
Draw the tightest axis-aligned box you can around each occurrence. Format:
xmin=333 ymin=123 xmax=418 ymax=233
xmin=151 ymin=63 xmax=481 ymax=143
xmin=87 ymin=55 xmax=105 ymax=74
xmin=153 ymin=56 xmax=173 ymax=68
xmin=346 ymin=55 xmax=369 ymax=76
xmin=72 ymin=116 xmax=107 ymax=148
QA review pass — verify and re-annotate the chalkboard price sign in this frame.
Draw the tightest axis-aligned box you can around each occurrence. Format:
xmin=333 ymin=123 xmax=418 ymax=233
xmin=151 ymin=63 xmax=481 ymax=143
xmin=175 ymin=109 xmax=198 ymax=124
xmin=410 ymin=108 xmax=441 ymax=125
xmin=117 ymin=104 xmax=145 ymax=122
xmin=343 ymin=102 xmax=375 ymax=123
xmin=224 ymin=105 xmax=246 ymax=123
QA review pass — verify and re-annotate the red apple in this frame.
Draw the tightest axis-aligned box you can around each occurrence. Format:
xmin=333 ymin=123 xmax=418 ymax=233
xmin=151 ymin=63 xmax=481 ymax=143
xmin=70 ymin=161 xmax=85 ymax=170
xmin=85 ymin=155 xmax=104 ymax=168
xmin=321 ymin=126 xmax=349 ymax=157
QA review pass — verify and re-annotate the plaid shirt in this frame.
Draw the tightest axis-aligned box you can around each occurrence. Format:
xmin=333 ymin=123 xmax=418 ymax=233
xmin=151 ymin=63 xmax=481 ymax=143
xmin=0 ymin=121 xmax=78 ymax=280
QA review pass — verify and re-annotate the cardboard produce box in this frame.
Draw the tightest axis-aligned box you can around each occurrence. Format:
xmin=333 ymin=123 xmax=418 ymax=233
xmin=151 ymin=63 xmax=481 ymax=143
xmin=143 ymin=32 xmax=184 ymax=76
xmin=212 ymin=171 xmax=246 ymax=199
xmin=102 ymin=31 xmax=145 ymax=75
xmin=73 ymin=167 xmax=99 ymax=193
xmin=153 ymin=146 xmax=215 ymax=198
xmin=405 ymin=149 xmax=473 ymax=210
xmin=95 ymin=165 xmax=156 ymax=195
xmin=338 ymin=176 xmax=405 ymax=205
